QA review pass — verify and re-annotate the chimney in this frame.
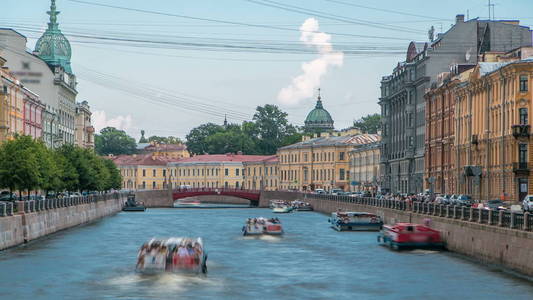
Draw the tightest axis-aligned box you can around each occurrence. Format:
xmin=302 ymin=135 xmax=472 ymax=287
xmin=456 ymin=14 xmax=465 ymax=24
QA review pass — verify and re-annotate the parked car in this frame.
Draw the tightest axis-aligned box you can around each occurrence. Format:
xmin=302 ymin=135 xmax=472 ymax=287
xmin=456 ymin=195 xmax=473 ymax=206
xmin=435 ymin=195 xmax=451 ymax=205
xmin=485 ymin=200 xmax=506 ymax=210
xmin=330 ymin=188 xmax=343 ymax=195
xmin=314 ymin=188 xmax=326 ymax=194
xmin=522 ymin=195 xmax=533 ymax=212
xmin=449 ymin=194 xmax=459 ymax=205
xmin=0 ymin=193 xmax=16 ymax=202
xmin=349 ymin=192 xmax=362 ymax=198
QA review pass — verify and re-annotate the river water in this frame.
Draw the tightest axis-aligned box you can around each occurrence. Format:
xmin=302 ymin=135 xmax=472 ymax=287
xmin=0 ymin=206 xmax=531 ymax=300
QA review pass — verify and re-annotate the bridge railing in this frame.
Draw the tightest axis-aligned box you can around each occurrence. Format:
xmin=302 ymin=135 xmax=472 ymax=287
xmin=0 ymin=192 xmax=125 ymax=217
xmin=173 ymin=188 xmax=261 ymax=194
xmin=301 ymin=193 xmax=532 ymax=232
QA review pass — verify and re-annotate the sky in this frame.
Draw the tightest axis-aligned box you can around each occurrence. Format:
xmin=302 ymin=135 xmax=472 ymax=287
xmin=2 ymin=0 xmax=533 ymax=140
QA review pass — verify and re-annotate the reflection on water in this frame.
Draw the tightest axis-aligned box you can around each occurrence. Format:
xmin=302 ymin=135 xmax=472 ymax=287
xmin=0 ymin=207 xmax=531 ymax=300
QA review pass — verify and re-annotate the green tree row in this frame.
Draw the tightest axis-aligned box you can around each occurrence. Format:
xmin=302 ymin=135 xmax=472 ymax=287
xmin=186 ymin=104 xmax=302 ymax=155
xmin=0 ymin=135 xmax=122 ymax=199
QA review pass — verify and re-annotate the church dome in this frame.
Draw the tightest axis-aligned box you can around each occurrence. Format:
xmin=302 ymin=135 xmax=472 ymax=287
xmin=34 ymin=0 xmax=72 ymax=74
xmin=304 ymin=93 xmax=334 ymax=131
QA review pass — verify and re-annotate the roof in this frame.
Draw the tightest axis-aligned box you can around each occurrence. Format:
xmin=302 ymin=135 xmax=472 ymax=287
xmin=110 ymin=154 xmax=181 ymax=166
xmin=279 ymin=134 xmax=380 ymax=150
xmin=144 ymin=143 xmax=187 ymax=152
xmin=305 ymin=97 xmax=334 ymax=128
xmin=242 ymin=155 xmax=278 ymax=165
xmin=136 ymin=143 xmax=150 ymax=150
xmin=169 ymin=154 xmax=275 ymax=166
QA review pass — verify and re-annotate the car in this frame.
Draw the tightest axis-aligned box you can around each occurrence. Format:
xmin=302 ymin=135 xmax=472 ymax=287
xmin=485 ymin=200 xmax=505 ymax=210
xmin=330 ymin=188 xmax=343 ymax=195
xmin=349 ymin=192 xmax=362 ymax=197
xmin=0 ymin=193 xmax=17 ymax=202
xmin=449 ymin=194 xmax=459 ymax=205
xmin=314 ymin=188 xmax=326 ymax=194
xmin=456 ymin=195 xmax=473 ymax=206
xmin=522 ymin=195 xmax=533 ymax=212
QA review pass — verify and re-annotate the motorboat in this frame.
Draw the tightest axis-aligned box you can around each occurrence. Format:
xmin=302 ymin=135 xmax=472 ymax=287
xmin=377 ymin=223 xmax=445 ymax=250
xmin=272 ymin=201 xmax=293 ymax=213
xmin=122 ymin=194 xmax=146 ymax=212
xmin=242 ymin=217 xmax=283 ymax=236
xmin=136 ymin=237 xmax=207 ymax=274
xmin=291 ymin=200 xmax=313 ymax=211
xmin=328 ymin=211 xmax=383 ymax=231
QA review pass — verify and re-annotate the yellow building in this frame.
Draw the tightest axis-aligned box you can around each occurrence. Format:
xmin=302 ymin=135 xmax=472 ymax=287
xmin=277 ymin=131 xmax=380 ymax=192
xmin=112 ymin=154 xmax=179 ymax=190
xmin=0 ymin=54 xmax=25 ymax=141
xmin=143 ymin=143 xmax=190 ymax=159
xmin=243 ymin=155 xmax=279 ymax=190
xmin=74 ymin=101 xmax=95 ymax=149
xmin=348 ymin=141 xmax=381 ymax=193
xmin=168 ymin=154 xmax=273 ymax=189
xmin=455 ymin=47 xmax=533 ymax=202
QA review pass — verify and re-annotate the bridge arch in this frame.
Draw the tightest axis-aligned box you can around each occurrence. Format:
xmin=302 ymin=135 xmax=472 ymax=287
xmin=172 ymin=188 xmax=261 ymax=206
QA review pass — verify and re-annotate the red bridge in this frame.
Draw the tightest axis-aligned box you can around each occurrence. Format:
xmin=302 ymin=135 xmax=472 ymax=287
xmin=172 ymin=188 xmax=261 ymax=206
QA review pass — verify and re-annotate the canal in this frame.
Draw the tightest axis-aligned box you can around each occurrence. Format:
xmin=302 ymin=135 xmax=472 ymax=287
xmin=0 ymin=207 xmax=532 ymax=299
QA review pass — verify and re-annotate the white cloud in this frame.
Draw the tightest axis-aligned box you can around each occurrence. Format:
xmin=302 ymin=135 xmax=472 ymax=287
xmin=92 ymin=110 xmax=133 ymax=134
xmin=278 ymin=18 xmax=344 ymax=106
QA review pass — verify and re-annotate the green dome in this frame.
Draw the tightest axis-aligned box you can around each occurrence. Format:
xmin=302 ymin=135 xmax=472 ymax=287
xmin=35 ymin=0 xmax=72 ymax=74
xmin=304 ymin=96 xmax=334 ymax=131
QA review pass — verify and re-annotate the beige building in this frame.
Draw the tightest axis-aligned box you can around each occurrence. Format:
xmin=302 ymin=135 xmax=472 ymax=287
xmin=111 ymin=154 xmax=179 ymax=190
xmin=277 ymin=130 xmax=380 ymax=192
xmin=243 ymin=155 xmax=279 ymax=190
xmin=348 ymin=141 xmax=381 ymax=193
xmin=168 ymin=154 xmax=272 ymax=189
xmin=74 ymin=101 xmax=94 ymax=149
xmin=142 ymin=143 xmax=190 ymax=159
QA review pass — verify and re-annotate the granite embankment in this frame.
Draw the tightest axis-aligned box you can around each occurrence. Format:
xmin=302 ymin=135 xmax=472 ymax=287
xmin=0 ymin=193 xmax=126 ymax=250
xmin=260 ymin=191 xmax=533 ymax=278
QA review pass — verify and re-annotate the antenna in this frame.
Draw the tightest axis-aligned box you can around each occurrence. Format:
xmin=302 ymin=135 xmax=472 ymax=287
xmin=487 ymin=0 xmax=496 ymax=20
xmin=466 ymin=9 xmax=469 ymax=20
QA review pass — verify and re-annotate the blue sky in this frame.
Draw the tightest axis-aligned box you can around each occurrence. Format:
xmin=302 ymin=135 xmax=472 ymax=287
xmin=2 ymin=0 xmax=533 ymax=139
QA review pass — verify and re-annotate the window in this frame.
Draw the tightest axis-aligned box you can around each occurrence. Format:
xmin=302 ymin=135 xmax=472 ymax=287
xmin=520 ymin=108 xmax=528 ymax=125
xmin=152 ymin=170 xmax=156 ymax=177
xmin=143 ymin=169 xmax=146 ymax=177
xmin=163 ymin=170 xmax=166 ymax=177
xmin=339 ymin=152 xmax=345 ymax=161
xmin=142 ymin=181 xmax=146 ymax=189
xmin=520 ymin=75 xmax=528 ymax=92
xmin=152 ymin=182 xmax=156 ymax=189
xmin=225 ymin=168 xmax=229 ymax=176
xmin=339 ymin=169 xmax=345 ymax=180
xmin=519 ymin=144 xmax=528 ymax=163
xmin=236 ymin=168 xmax=240 ymax=176
xmin=236 ymin=181 xmax=239 ymax=188
xmin=224 ymin=182 xmax=229 ymax=188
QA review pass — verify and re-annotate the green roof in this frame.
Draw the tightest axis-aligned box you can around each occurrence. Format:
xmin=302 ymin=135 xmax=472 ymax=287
xmin=34 ymin=0 xmax=72 ymax=74
xmin=304 ymin=96 xmax=334 ymax=130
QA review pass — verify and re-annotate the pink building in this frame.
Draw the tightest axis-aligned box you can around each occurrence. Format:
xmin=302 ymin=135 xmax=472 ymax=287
xmin=22 ymin=90 xmax=44 ymax=140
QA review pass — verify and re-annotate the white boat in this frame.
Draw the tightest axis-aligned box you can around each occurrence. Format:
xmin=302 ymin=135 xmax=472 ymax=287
xmin=242 ymin=218 xmax=283 ymax=236
xmin=272 ymin=204 xmax=293 ymax=213
xmin=136 ymin=237 xmax=207 ymax=274
xmin=328 ymin=212 xmax=383 ymax=231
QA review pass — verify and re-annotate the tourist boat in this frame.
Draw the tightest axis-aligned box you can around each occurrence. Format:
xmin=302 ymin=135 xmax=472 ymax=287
xmin=272 ymin=205 xmax=292 ymax=213
xmin=328 ymin=211 xmax=383 ymax=231
xmin=176 ymin=199 xmax=201 ymax=206
xmin=291 ymin=200 xmax=313 ymax=211
xmin=377 ymin=223 xmax=445 ymax=250
xmin=136 ymin=237 xmax=207 ymax=274
xmin=122 ymin=194 xmax=146 ymax=212
xmin=242 ymin=217 xmax=283 ymax=236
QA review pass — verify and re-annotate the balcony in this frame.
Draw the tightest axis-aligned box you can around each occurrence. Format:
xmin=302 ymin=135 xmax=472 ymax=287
xmin=511 ymin=124 xmax=530 ymax=139
xmin=513 ymin=162 xmax=530 ymax=176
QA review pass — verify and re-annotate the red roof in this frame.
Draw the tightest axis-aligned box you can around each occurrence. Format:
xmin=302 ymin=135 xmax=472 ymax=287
xmin=110 ymin=154 xmax=181 ymax=166
xmin=175 ymin=154 xmax=274 ymax=163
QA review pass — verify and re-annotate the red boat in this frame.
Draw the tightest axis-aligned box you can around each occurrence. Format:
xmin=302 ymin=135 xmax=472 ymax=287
xmin=377 ymin=223 xmax=445 ymax=250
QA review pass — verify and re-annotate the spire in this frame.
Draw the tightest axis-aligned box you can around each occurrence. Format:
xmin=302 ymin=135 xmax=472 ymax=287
xmin=223 ymin=114 xmax=228 ymax=127
xmin=315 ymin=88 xmax=323 ymax=109
xmin=47 ymin=0 xmax=60 ymax=31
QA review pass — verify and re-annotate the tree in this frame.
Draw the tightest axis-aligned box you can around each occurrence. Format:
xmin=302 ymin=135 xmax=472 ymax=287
xmin=0 ymin=135 xmax=41 ymax=199
xmin=205 ymin=127 xmax=257 ymax=154
xmin=95 ymin=127 xmax=137 ymax=156
xmin=252 ymin=104 xmax=299 ymax=154
xmin=185 ymin=123 xmax=224 ymax=155
xmin=103 ymin=159 xmax=122 ymax=190
xmin=58 ymin=145 xmax=97 ymax=192
xmin=353 ymin=113 xmax=381 ymax=134
xmin=35 ymin=141 xmax=62 ymax=195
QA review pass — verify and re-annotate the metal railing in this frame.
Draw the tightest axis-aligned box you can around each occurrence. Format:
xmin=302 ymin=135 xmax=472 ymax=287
xmin=0 ymin=192 xmax=124 ymax=217
xmin=301 ymin=193 xmax=532 ymax=232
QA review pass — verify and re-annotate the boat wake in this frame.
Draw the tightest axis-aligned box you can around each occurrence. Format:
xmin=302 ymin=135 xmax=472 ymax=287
xmin=106 ymin=272 xmax=222 ymax=294
xmin=407 ymin=249 xmax=440 ymax=255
